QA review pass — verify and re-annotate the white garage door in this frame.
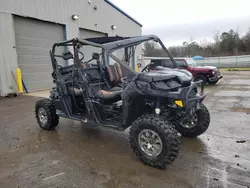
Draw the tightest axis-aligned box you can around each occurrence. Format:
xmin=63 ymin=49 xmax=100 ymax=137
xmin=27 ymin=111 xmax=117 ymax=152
xmin=14 ymin=16 xmax=65 ymax=91
xmin=79 ymin=29 xmax=107 ymax=63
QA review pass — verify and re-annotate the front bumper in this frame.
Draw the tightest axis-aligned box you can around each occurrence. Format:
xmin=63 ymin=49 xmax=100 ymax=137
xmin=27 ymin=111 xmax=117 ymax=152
xmin=184 ymin=80 xmax=206 ymax=113
xmin=167 ymin=81 xmax=206 ymax=115
xmin=208 ymin=73 xmax=223 ymax=82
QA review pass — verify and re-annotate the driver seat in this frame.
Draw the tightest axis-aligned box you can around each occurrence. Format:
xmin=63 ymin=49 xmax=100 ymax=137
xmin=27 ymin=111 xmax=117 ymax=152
xmin=106 ymin=62 xmax=123 ymax=86
xmin=69 ymin=62 xmax=123 ymax=103
xmin=95 ymin=63 xmax=123 ymax=102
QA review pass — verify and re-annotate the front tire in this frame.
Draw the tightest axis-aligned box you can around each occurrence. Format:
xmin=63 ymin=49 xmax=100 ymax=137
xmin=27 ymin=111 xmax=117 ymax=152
xmin=208 ymin=80 xmax=218 ymax=84
xmin=129 ymin=114 xmax=180 ymax=169
xmin=194 ymin=75 xmax=207 ymax=84
xmin=35 ymin=99 xmax=59 ymax=130
xmin=175 ymin=103 xmax=210 ymax=137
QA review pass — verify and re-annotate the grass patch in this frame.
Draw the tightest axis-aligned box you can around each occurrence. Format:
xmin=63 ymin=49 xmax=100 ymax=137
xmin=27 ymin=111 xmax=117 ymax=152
xmin=231 ymin=107 xmax=250 ymax=113
xmin=219 ymin=67 xmax=250 ymax=71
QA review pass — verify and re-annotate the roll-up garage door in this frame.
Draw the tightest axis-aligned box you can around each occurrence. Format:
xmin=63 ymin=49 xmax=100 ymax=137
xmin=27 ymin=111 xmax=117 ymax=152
xmin=14 ymin=16 xmax=65 ymax=91
xmin=79 ymin=29 xmax=107 ymax=63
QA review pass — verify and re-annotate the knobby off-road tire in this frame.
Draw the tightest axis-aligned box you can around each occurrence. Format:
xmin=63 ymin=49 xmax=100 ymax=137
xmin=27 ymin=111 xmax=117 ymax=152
xmin=129 ymin=114 xmax=180 ymax=169
xmin=175 ymin=103 xmax=210 ymax=137
xmin=35 ymin=99 xmax=59 ymax=130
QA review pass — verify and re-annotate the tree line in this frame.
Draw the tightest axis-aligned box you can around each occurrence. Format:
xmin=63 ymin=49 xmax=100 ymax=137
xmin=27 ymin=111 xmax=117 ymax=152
xmin=143 ymin=28 xmax=250 ymax=57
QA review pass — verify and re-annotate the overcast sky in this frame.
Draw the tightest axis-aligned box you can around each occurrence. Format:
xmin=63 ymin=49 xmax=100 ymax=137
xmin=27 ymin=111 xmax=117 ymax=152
xmin=111 ymin=0 xmax=250 ymax=46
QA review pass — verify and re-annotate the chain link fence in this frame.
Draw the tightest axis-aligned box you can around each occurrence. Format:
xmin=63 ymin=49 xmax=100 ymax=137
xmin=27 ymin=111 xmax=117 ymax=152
xmin=195 ymin=55 xmax=250 ymax=68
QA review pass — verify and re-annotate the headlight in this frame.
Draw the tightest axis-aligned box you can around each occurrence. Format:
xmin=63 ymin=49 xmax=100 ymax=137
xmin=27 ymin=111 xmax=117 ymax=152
xmin=155 ymin=108 xmax=161 ymax=114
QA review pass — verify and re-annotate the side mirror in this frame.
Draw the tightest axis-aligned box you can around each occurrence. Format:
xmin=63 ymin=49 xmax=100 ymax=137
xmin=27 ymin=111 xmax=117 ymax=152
xmin=62 ymin=51 xmax=74 ymax=60
xmin=92 ymin=52 xmax=100 ymax=60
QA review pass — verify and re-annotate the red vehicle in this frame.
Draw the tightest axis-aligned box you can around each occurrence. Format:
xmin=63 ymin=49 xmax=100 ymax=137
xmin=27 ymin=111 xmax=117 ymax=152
xmin=143 ymin=57 xmax=223 ymax=84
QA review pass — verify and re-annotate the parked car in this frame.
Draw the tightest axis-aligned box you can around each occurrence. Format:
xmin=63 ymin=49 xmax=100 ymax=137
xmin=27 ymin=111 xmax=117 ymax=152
xmin=143 ymin=57 xmax=223 ymax=84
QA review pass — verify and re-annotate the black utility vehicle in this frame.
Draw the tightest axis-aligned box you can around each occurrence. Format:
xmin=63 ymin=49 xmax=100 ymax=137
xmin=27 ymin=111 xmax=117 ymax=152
xmin=35 ymin=35 xmax=210 ymax=169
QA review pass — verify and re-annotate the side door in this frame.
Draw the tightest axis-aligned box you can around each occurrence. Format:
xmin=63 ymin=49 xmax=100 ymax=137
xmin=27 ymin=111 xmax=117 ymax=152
xmin=175 ymin=59 xmax=188 ymax=70
xmin=162 ymin=59 xmax=175 ymax=68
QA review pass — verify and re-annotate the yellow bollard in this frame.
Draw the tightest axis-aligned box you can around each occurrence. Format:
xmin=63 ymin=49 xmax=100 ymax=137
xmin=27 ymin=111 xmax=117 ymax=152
xmin=135 ymin=64 xmax=139 ymax=72
xmin=16 ymin=68 xmax=23 ymax=93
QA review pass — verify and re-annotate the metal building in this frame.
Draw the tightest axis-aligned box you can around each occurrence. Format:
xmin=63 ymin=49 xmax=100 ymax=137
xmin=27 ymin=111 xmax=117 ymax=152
xmin=0 ymin=0 xmax=142 ymax=96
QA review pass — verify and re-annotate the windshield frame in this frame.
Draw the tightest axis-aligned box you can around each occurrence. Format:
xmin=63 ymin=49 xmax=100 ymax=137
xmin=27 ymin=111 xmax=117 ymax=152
xmin=103 ymin=35 xmax=178 ymax=75
xmin=185 ymin=58 xmax=197 ymax=68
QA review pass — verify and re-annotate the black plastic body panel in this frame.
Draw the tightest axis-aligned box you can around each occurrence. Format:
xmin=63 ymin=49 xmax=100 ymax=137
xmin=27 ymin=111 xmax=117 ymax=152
xmin=121 ymin=74 xmax=206 ymax=127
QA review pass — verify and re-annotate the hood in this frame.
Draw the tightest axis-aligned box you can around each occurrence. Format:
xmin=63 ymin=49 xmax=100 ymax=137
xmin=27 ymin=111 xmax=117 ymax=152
xmin=195 ymin=65 xmax=217 ymax=70
xmin=155 ymin=66 xmax=193 ymax=78
xmin=151 ymin=66 xmax=193 ymax=85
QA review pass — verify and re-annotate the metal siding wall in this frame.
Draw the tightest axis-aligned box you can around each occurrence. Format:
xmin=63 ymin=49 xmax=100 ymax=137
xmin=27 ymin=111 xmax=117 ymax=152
xmin=79 ymin=29 xmax=106 ymax=61
xmin=0 ymin=0 xmax=141 ymax=37
xmin=0 ymin=13 xmax=18 ymax=96
xmin=0 ymin=0 xmax=142 ymax=95
xmin=79 ymin=29 xmax=107 ymax=38
xmin=101 ymin=2 xmax=141 ymax=37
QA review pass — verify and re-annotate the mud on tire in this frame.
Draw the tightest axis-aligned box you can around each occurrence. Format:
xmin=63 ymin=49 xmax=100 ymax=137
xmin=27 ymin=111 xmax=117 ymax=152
xmin=175 ymin=103 xmax=210 ymax=137
xmin=129 ymin=114 xmax=180 ymax=169
xmin=35 ymin=99 xmax=59 ymax=130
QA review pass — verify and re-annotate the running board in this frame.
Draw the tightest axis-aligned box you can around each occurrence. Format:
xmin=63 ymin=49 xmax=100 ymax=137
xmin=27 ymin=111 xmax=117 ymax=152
xmin=56 ymin=110 xmax=124 ymax=131
xmin=56 ymin=110 xmax=88 ymax=123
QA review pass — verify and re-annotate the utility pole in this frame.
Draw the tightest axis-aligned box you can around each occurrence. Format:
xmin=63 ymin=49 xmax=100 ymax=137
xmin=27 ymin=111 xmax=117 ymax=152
xmin=189 ymin=35 xmax=193 ymax=57
xmin=190 ymin=36 xmax=193 ymax=43
xmin=236 ymin=25 xmax=240 ymax=56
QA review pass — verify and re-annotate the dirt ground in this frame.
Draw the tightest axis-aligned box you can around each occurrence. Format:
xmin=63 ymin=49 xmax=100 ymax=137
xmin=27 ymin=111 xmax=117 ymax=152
xmin=0 ymin=71 xmax=250 ymax=188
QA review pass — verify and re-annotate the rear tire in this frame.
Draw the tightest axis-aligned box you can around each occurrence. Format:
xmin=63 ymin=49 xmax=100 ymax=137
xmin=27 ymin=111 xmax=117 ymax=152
xmin=194 ymin=75 xmax=207 ymax=84
xmin=129 ymin=114 xmax=180 ymax=169
xmin=174 ymin=103 xmax=210 ymax=137
xmin=35 ymin=99 xmax=59 ymax=130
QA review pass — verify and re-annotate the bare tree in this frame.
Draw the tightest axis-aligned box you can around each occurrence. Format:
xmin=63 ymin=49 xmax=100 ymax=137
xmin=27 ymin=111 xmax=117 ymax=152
xmin=144 ymin=28 xmax=250 ymax=57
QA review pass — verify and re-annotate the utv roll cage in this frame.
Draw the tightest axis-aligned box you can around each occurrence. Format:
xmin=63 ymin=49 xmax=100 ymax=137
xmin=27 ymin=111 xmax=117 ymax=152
xmin=50 ymin=35 xmax=178 ymax=73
